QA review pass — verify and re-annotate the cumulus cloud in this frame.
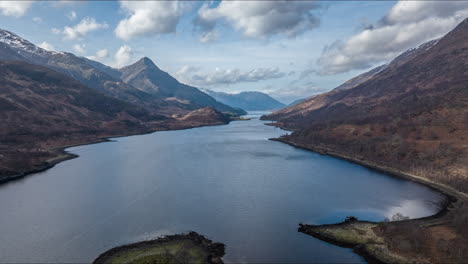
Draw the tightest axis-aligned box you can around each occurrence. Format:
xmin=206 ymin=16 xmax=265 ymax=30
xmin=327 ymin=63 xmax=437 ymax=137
xmin=194 ymin=1 xmax=320 ymax=40
xmin=38 ymin=41 xmax=55 ymax=51
xmin=62 ymin=17 xmax=108 ymax=40
xmin=73 ymin=43 xmax=86 ymax=54
xmin=176 ymin=65 xmax=286 ymax=86
xmin=0 ymin=1 xmax=34 ymax=17
xmin=95 ymin=48 xmax=109 ymax=58
xmin=115 ymin=1 xmax=193 ymax=41
xmin=87 ymin=48 xmax=110 ymax=62
xmin=318 ymin=1 xmax=468 ymax=75
xmin=113 ymin=45 xmax=134 ymax=67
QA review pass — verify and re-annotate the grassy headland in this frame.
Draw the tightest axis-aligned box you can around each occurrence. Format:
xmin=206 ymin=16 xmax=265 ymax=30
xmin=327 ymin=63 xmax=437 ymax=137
xmin=93 ymin=232 xmax=225 ymax=264
xmin=273 ymin=137 xmax=468 ymax=263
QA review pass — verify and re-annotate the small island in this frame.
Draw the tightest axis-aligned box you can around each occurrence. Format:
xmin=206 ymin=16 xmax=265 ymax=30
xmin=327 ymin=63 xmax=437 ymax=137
xmin=93 ymin=232 xmax=225 ymax=264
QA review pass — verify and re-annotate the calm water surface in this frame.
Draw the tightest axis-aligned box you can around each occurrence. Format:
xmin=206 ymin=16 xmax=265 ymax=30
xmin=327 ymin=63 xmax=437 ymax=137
xmin=0 ymin=112 xmax=445 ymax=263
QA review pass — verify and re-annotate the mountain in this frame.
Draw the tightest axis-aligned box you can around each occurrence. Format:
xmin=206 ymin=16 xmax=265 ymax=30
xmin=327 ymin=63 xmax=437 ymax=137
xmin=202 ymin=90 xmax=285 ymax=111
xmin=287 ymin=98 xmax=308 ymax=107
xmin=119 ymin=57 xmax=245 ymax=115
xmin=263 ymin=18 xmax=468 ymax=193
xmin=333 ymin=64 xmax=386 ymax=91
xmin=0 ymin=29 xmax=146 ymax=103
xmin=0 ymin=28 xmax=244 ymax=183
xmin=0 ymin=60 xmax=234 ymax=183
xmin=0 ymin=61 xmax=161 ymax=180
xmin=0 ymin=29 xmax=244 ymax=116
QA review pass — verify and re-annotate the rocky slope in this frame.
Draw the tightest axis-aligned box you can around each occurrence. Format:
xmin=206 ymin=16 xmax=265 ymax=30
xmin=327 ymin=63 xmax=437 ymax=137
xmin=0 ymin=28 xmax=246 ymax=183
xmin=264 ymin=18 xmax=468 ymax=193
xmin=119 ymin=57 xmax=245 ymax=115
xmin=0 ymin=29 xmax=244 ymax=116
xmin=0 ymin=61 xmax=232 ymax=183
xmin=202 ymin=90 xmax=285 ymax=111
xmin=333 ymin=64 xmax=386 ymax=91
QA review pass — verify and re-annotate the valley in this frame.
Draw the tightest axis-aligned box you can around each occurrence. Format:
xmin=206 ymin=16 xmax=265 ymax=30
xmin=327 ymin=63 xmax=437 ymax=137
xmin=0 ymin=3 xmax=467 ymax=264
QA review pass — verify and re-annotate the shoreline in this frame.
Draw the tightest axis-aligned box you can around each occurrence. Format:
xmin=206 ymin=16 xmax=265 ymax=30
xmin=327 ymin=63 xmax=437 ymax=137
xmin=270 ymin=137 xmax=466 ymax=200
xmin=93 ymin=231 xmax=225 ymax=264
xmin=271 ymin=136 xmax=466 ymax=263
xmin=0 ymin=120 xmax=233 ymax=186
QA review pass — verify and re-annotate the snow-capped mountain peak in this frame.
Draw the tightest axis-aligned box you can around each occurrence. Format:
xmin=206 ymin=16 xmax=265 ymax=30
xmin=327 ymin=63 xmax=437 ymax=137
xmin=0 ymin=28 xmax=55 ymax=56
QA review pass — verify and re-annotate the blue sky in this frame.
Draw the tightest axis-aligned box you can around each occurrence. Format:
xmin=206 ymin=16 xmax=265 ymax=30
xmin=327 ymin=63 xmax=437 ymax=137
xmin=1 ymin=1 xmax=467 ymax=103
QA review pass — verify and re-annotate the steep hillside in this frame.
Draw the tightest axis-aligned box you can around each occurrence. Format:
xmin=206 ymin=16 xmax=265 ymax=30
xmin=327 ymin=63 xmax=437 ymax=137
xmin=0 ymin=61 xmax=168 ymax=181
xmin=333 ymin=64 xmax=386 ymax=91
xmin=0 ymin=29 xmax=244 ymax=117
xmin=264 ymin=18 xmax=468 ymax=193
xmin=0 ymin=29 xmax=160 ymax=108
xmin=202 ymin=90 xmax=285 ymax=111
xmin=0 ymin=61 xmax=233 ymax=183
xmin=119 ymin=57 xmax=245 ymax=115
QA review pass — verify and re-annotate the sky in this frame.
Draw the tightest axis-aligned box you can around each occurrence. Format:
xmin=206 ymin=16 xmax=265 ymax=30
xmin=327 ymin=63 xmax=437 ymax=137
xmin=1 ymin=1 xmax=467 ymax=104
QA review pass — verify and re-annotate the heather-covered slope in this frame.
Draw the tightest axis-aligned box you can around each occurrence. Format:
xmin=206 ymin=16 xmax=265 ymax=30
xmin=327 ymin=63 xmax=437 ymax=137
xmin=0 ymin=61 xmax=162 ymax=180
xmin=332 ymin=64 xmax=386 ymax=91
xmin=264 ymin=18 xmax=468 ymax=193
xmin=202 ymin=90 xmax=285 ymax=111
xmin=0 ymin=61 xmax=232 ymax=183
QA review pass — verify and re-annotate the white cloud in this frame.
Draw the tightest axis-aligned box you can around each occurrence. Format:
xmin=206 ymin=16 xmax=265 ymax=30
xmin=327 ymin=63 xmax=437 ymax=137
xmin=95 ymin=48 xmax=109 ymax=58
xmin=195 ymin=1 xmax=320 ymax=39
xmin=113 ymin=45 xmax=133 ymax=67
xmin=176 ymin=65 xmax=286 ymax=86
xmin=199 ymin=31 xmax=218 ymax=43
xmin=0 ymin=1 xmax=34 ymax=17
xmin=67 ymin=10 xmax=77 ymax=21
xmin=73 ymin=44 xmax=86 ymax=54
xmin=317 ymin=1 xmax=468 ymax=74
xmin=51 ymin=28 xmax=61 ymax=34
xmin=62 ymin=17 xmax=108 ymax=40
xmin=38 ymin=41 xmax=55 ymax=51
xmin=115 ymin=1 xmax=193 ymax=41
xmin=87 ymin=48 xmax=109 ymax=62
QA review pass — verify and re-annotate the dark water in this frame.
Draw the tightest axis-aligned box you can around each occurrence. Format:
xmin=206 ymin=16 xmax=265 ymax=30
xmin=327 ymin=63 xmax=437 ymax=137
xmin=0 ymin=112 xmax=445 ymax=263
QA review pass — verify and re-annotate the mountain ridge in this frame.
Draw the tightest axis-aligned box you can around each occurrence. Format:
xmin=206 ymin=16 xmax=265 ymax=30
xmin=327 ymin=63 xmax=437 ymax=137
xmin=0 ymin=28 xmax=244 ymax=116
xmin=119 ymin=57 xmax=245 ymax=115
xmin=202 ymin=89 xmax=285 ymax=111
xmin=263 ymin=18 xmax=468 ymax=193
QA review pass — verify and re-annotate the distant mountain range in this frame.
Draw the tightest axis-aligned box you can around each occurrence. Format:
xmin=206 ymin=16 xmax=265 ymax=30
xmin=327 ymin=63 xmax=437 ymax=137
xmin=0 ymin=28 xmax=244 ymax=116
xmin=264 ymin=18 xmax=468 ymax=193
xmin=202 ymin=90 xmax=285 ymax=111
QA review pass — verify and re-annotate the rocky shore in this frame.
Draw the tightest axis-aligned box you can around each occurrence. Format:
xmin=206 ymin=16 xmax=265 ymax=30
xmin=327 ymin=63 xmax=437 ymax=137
xmin=93 ymin=232 xmax=225 ymax=264
xmin=0 ymin=109 xmax=235 ymax=186
xmin=272 ymin=136 xmax=468 ymax=264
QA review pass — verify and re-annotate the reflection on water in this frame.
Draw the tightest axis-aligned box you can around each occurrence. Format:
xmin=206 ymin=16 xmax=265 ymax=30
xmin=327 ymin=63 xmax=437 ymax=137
xmin=0 ymin=113 xmax=445 ymax=263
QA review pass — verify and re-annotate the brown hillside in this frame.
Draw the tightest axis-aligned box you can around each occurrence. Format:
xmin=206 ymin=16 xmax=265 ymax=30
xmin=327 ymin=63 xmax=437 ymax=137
xmin=264 ymin=18 xmax=468 ymax=193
